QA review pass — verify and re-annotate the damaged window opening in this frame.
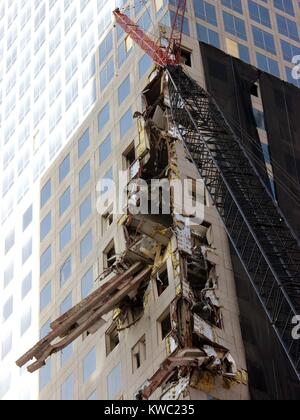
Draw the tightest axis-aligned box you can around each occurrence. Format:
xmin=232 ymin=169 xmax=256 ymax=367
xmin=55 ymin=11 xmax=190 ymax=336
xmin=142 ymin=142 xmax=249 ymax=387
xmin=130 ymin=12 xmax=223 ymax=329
xmin=187 ymin=176 xmax=207 ymax=208
xmin=180 ymin=48 xmax=192 ymax=67
xmin=123 ymin=144 xmax=136 ymax=169
xmin=160 ymin=311 xmax=172 ymax=341
xmin=156 ymin=268 xmax=169 ymax=296
xmin=104 ymin=242 xmax=116 ymax=269
xmin=187 ymin=233 xmax=222 ymax=329
xmin=132 ymin=336 xmax=146 ymax=373
xmin=123 ymin=144 xmax=138 ymax=181
xmin=118 ymin=279 xmax=149 ymax=330
xmin=187 ymin=254 xmax=208 ymax=290
xmin=102 ymin=212 xmax=113 ymax=234
xmin=106 ymin=323 xmax=120 ymax=356
xmin=250 ymin=83 xmax=259 ymax=98
xmin=188 ymin=177 xmax=197 ymax=205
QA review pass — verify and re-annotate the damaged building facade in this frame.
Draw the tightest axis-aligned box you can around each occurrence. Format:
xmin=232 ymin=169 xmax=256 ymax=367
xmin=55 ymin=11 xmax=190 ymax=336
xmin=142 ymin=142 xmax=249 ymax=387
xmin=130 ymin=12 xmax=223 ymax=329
xmin=15 ymin=1 xmax=300 ymax=401
xmin=19 ymin=67 xmax=250 ymax=400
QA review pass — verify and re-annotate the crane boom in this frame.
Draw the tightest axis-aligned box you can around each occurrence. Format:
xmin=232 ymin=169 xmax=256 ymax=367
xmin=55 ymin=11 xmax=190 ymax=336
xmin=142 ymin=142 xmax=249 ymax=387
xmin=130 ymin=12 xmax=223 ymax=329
xmin=166 ymin=0 xmax=187 ymax=63
xmin=113 ymin=8 xmax=174 ymax=66
xmin=113 ymin=1 xmax=187 ymax=67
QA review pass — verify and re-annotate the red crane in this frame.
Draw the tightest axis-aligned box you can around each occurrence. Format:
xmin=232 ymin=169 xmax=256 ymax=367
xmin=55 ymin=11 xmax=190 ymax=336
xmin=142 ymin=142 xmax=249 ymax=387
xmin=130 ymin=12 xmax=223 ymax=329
xmin=113 ymin=0 xmax=187 ymax=67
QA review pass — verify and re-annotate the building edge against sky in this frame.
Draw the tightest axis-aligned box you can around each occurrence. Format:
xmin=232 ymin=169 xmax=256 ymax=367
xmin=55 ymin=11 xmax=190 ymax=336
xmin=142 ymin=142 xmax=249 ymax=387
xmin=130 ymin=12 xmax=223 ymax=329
xmin=1 ymin=0 xmax=300 ymax=400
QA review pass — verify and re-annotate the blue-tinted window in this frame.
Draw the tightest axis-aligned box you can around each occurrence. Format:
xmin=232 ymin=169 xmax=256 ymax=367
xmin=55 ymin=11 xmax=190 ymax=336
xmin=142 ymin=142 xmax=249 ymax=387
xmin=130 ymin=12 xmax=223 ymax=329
xmin=223 ymin=12 xmax=247 ymax=40
xmin=78 ymin=129 xmax=90 ymax=158
xmin=79 ymin=161 xmax=91 ymax=191
xmin=196 ymin=24 xmax=220 ymax=48
xmin=40 ymin=319 xmax=51 ymax=340
xmin=99 ymin=31 xmax=113 ymax=62
xmin=39 ymin=360 xmax=51 ymax=390
xmin=20 ymin=307 xmax=31 ymax=336
xmin=40 ymin=246 xmax=52 ymax=275
xmin=118 ymin=39 xmax=133 ymax=68
xmin=118 ymin=75 xmax=131 ymax=106
xmin=22 ymin=272 xmax=32 ymax=300
xmin=81 ymin=267 xmax=94 ymax=299
xmin=138 ymin=54 xmax=152 ymax=79
xmin=61 ymin=375 xmax=74 ymax=400
xmin=194 ymin=0 xmax=217 ymax=26
xmin=59 ymin=187 xmax=71 ymax=217
xmin=83 ymin=347 xmax=96 ymax=383
xmin=40 ymin=281 xmax=51 ymax=312
xmin=256 ymin=52 xmax=280 ymax=77
xmin=60 ymin=221 xmax=72 ymax=252
xmin=107 ymin=363 xmax=122 ymax=400
xmin=221 ymin=0 xmax=243 ymax=14
xmin=22 ymin=238 xmax=32 ymax=265
xmin=98 ymin=102 xmax=110 ymax=132
xmin=60 ymin=293 xmax=72 ymax=315
xmin=60 ymin=256 xmax=72 ymax=288
xmin=40 ymin=212 xmax=51 ymax=241
xmin=274 ymin=0 xmax=295 ymax=16
xmin=99 ymin=134 xmax=112 ymax=164
xmin=3 ymin=296 xmax=13 ymax=322
xmin=23 ymin=205 xmax=33 ymax=231
xmin=1 ymin=332 xmax=12 ymax=360
xmin=137 ymin=10 xmax=151 ymax=31
xmin=276 ymin=13 xmax=299 ymax=41
xmin=281 ymin=39 xmax=300 ymax=62
xmin=134 ymin=0 xmax=144 ymax=16
xmin=252 ymin=26 xmax=276 ymax=54
xmin=5 ymin=230 xmax=15 ymax=255
xmin=4 ymin=264 xmax=14 ymax=289
xmin=100 ymin=167 xmax=113 ymax=195
xmin=248 ymin=0 xmax=271 ymax=28
xmin=80 ymin=195 xmax=92 ymax=226
xmin=59 ymin=155 xmax=70 ymax=183
xmin=160 ymin=11 xmax=190 ymax=36
xmin=120 ymin=107 xmax=133 ymax=139
xmin=238 ymin=44 xmax=250 ymax=63
xmin=80 ymin=230 xmax=93 ymax=262
xmin=41 ymin=179 xmax=51 ymax=208
xmin=100 ymin=57 xmax=114 ymax=91
xmin=61 ymin=344 xmax=73 ymax=366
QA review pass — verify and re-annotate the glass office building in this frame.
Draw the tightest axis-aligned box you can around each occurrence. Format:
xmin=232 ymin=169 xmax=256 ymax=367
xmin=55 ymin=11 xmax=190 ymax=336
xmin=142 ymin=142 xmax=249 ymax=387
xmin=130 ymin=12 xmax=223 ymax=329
xmin=0 ymin=0 xmax=299 ymax=400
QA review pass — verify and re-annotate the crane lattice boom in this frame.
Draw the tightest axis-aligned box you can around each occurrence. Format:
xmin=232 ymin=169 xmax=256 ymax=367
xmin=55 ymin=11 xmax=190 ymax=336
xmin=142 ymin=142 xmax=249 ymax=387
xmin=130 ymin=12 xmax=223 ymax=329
xmin=113 ymin=0 xmax=187 ymax=66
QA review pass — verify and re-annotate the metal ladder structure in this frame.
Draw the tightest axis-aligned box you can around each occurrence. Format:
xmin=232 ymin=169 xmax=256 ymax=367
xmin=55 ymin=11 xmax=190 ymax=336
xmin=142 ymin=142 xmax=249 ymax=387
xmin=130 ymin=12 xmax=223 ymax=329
xmin=167 ymin=65 xmax=300 ymax=380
